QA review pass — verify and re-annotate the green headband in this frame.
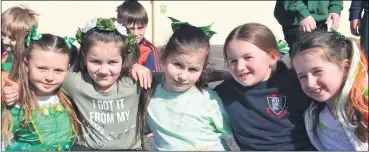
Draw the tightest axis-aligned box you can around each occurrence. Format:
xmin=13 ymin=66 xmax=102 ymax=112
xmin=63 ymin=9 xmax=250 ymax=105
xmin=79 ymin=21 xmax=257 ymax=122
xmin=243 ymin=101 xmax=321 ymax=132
xmin=168 ymin=17 xmax=216 ymax=39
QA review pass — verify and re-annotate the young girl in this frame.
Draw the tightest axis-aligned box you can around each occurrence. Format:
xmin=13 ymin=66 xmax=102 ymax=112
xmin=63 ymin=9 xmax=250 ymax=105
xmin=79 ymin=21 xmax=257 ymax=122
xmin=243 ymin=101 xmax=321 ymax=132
xmin=1 ymin=27 xmax=80 ymax=151
xmin=2 ymin=18 xmax=153 ymax=150
xmin=291 ymin=30 xmax=368 ymax=151
xmin=147 ymin=23 xmax=233 ymax=151
xmin=214 ymin=23 xmax=316 ymax=150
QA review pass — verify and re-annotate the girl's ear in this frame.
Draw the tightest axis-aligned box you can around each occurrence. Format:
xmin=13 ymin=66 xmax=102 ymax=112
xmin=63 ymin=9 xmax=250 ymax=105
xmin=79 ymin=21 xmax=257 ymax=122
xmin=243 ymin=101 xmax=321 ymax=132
xmin=160 ymin=57 xmax=167 ymax=68
xmin=269 ymin=51 xmax=279 ymax=66
xmin=342 ymin=59 xmax=351 ymax=72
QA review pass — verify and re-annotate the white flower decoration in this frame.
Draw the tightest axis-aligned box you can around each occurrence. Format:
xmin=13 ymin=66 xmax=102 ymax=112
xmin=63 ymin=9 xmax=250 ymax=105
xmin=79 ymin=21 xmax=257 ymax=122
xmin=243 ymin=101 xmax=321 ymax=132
xmin=82 ymin=18 xmax=97 ymax=33
xmin=114 ymin=21 xmax=128 ymax=36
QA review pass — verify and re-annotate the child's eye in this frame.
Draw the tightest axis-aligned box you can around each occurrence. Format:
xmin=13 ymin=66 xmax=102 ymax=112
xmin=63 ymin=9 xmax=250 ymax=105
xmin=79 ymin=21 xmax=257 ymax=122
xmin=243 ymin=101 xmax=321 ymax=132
xmin=174 ymin=63 xmax=183 ymax=68
xmin=109 ymin=61 xmax=118 ymax=65
xmin=313 ymin=70 xmax=322 ymax=75
xmin=189 ymin=68 xmax=200 ymax=72
xmin=91 ymin=60 xmax=101 ymax=64
xmin=229 ymin=60 xmax=237 ymax=64
xmin=54 ymin=69 xmax=65 ymax=73
xmin=38 ymin=67 xmax=47 ymax=70
xmin=244 ymin=56 xmax=252 ymax=60
xmin=298 ymin=75 xmax=307 ymax=80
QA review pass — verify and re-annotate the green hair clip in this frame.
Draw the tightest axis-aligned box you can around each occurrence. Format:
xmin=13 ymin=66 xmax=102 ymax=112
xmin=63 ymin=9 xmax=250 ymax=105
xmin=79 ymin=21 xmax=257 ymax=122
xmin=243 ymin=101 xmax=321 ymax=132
xmin=331 ymin=28 xmax=349 ymax=41
xmin=277 ymin=40 xmax=290 ymax=55
xmin=25 ymin=25 xmax=42 ymax=47
xmin=168 ymin=17 xmax=217 ymax=39
xmin=63 ymin=37 xmax=76 ymax=49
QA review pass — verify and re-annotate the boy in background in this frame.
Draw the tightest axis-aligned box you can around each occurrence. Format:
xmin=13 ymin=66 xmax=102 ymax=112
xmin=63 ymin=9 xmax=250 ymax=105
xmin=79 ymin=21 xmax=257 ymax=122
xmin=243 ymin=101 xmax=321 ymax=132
xmin=117 ymin=1 xmax=161 ymax=72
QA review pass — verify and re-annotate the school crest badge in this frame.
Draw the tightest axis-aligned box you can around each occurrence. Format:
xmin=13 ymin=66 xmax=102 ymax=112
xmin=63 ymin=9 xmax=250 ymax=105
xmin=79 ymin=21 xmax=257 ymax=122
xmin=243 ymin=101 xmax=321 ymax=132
xmin=266 ymin=94 xmax=288 ymax=118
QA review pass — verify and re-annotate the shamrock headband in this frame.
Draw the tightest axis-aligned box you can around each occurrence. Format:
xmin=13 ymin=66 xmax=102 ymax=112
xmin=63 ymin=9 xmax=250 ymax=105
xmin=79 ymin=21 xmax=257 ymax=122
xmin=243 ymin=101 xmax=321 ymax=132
xmin=75 ymin=18 xmax=136 ymax=53
xmin=26 ymin=25 xmax=75 ymax=49
xmin=168 ymin=17 xmax=216 ymax=39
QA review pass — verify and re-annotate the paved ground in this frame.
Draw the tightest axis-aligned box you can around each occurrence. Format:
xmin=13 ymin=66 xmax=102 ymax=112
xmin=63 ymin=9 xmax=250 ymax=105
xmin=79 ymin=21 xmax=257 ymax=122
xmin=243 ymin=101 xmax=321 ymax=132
xmin=143 ymin=45 xmax=241 ymax=151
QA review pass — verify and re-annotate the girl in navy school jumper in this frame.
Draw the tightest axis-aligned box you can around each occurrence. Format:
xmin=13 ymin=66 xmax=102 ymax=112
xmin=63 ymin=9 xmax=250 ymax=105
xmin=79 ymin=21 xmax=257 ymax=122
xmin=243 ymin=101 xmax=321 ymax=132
xmin=214 ymin=23 xmax=316 ymax=150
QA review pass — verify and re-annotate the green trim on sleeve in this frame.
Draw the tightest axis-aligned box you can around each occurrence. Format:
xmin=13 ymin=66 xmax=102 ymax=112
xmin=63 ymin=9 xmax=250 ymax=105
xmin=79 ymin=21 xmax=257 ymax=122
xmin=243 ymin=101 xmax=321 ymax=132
xmin=329 ymin=4 xmax=343 ymax=16
xmin=297 ymin=8 xmax=311 ymax=23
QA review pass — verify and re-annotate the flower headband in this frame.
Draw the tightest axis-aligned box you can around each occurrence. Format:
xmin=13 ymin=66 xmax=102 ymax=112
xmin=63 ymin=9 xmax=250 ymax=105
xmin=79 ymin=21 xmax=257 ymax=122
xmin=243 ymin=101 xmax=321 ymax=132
xmin=26 ymin=25 xmax=75 ymax=49
xmin=75 ymin=18 xmax=136 ymax=53
xmin=168 ymin=17 xmax=217 ymax=39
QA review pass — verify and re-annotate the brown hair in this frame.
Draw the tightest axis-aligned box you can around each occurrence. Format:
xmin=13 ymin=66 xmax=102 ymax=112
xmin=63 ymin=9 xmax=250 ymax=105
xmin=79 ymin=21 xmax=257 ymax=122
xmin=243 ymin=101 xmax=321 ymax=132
xmin=116 ymin=1 xmax=148 ymax=27
xmin=223 ymin=23 xmax=279 ymax=70
xmin=161 ymin=24 xmax=211 ymax=91
xmin=291 ymin=30 xmax=368 ymax=142
xmin=73 ymin=17 xmax=150 ymax=148
xmin=2 ymin=33 xmax=80 ymax=144
xmin=1 ymin=5 xmax=39 ymax=38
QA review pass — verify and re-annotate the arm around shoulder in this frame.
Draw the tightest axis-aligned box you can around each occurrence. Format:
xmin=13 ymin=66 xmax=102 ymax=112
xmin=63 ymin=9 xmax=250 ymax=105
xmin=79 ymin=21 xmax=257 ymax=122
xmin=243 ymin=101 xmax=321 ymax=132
xmin=207 ymin=89 xmax=234 ymax=138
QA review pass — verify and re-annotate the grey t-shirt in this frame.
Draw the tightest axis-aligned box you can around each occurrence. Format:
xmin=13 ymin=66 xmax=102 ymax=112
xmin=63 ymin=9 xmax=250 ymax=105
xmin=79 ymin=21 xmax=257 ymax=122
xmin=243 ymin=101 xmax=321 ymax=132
xmin=62 ymin=72 xmax=141 ymax=150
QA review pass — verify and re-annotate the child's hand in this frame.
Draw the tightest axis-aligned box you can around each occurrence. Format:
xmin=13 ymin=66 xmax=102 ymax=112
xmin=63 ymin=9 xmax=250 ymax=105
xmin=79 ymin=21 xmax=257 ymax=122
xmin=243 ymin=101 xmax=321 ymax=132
xmin=299 ymin=16 xmax=316 ymax=33
xmin=131 ymin=64 xmax=152 ymax=89
xmin=2 ymin=78 xmax=20 ymax=106
xmin=326 ymin=13 xmax=340 ymax=31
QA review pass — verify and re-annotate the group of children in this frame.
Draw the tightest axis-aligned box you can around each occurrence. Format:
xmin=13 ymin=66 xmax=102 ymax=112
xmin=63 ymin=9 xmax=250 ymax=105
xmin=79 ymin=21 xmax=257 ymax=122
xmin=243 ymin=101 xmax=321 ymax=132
xmin=1 ymin=1 xmax=368 ymax=151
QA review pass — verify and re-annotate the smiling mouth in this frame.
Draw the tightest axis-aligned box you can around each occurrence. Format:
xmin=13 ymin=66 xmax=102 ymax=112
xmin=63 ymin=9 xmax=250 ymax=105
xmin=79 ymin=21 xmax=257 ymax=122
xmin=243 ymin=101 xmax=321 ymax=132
xmin=239 ymin=72 xmax=251 ymax=79
xmin=42 ymin=83 xmax=54 ymax=88
xmin=173 ymin=80 xmax=187 ymax=86
xmin=310 ymin=88 xmax=322 ymax=95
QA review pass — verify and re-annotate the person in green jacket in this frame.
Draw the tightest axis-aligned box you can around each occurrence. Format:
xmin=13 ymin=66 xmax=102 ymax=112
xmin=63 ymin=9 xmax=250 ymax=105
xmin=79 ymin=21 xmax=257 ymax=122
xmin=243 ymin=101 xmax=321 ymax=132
xmin=274 ymin=0 xmax=343 ymax=57
xmin=1 ymin=5 xmax=39 ymax=73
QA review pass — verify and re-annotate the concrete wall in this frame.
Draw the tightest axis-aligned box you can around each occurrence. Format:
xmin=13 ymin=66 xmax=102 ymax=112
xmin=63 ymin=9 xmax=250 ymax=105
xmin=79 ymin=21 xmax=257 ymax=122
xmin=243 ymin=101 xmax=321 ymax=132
xmin=2 ymin=1 xmax=355 ymax=47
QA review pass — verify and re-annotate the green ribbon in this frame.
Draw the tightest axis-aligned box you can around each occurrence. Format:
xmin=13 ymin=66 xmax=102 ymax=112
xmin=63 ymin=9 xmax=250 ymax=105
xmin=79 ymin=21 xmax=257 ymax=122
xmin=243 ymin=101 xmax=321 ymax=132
xmin=63 ymin=37 xmax=75 ymax=49
xmin=168 ymin=17 xmax=217 ymax=39
xmin=277 ymin=40 xmax=289 ymax=55
xmin=332 ymin=28 xmax=349 ymax=41
xmin=25 ymin=25 xmax=42 ymax=47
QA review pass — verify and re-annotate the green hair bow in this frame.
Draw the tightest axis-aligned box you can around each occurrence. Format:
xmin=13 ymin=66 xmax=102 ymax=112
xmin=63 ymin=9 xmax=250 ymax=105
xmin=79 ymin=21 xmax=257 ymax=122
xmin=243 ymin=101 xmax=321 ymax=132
xmin=25 ymin=25 xmax=42 ymax=47
xmin=277 ymin=40 xmax=289 ymax=55
xmin=168 ymin=17 xmax=217 ymax=39
xmin=63 ymin=37 xmax=76 ymax=49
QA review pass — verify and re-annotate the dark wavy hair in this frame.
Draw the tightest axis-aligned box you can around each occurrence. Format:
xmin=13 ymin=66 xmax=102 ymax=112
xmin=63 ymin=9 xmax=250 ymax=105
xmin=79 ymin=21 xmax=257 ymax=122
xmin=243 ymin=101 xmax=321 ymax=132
xmin=161 ymin=24 xmax=211 ymax=91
